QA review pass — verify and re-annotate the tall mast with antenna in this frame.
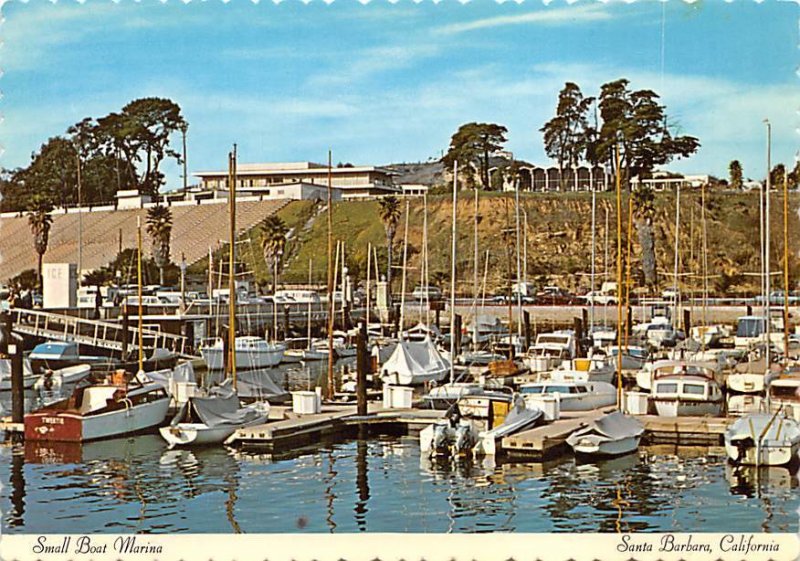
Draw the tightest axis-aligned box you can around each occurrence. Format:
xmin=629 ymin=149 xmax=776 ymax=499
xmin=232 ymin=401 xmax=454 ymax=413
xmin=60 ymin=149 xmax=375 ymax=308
xmin=449 ymin=161 xmax=458 ymax=384
xmin=228 ymin=146 xmax=238 ymax=390
xmin=326 ymin=152 xmax=335 ymax=400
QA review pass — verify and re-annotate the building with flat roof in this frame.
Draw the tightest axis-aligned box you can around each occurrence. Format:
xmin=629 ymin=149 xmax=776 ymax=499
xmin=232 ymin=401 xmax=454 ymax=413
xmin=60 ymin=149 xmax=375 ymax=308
xmin=193 ymin=162 xmax=400 ymax=199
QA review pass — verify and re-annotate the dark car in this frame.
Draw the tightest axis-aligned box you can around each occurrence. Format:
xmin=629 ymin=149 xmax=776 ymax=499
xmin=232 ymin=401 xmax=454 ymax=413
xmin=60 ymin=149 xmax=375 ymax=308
xmin=535 ymin=286 xmax=581 ymax=305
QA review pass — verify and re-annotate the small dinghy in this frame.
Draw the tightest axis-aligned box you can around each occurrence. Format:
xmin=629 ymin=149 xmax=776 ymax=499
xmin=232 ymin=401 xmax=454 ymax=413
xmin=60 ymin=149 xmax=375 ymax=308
xmin=159 ymin=385 xmax=269 ymax=448
xmin=566 ymin=411 xmax=644 ymax=458
xmin=724 ymin=411 xmax=800 ymax=467
xmin=475 ymin=398 xmax=543 ymax=455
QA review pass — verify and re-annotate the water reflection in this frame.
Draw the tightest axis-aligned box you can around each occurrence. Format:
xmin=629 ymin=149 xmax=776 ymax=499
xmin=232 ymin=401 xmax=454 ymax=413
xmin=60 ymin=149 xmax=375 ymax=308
xmin=1 ymin=434 xmax=798 ymax=534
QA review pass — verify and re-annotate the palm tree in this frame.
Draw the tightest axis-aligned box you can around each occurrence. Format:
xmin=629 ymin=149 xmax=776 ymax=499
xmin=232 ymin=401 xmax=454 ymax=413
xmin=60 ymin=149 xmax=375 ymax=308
xmin=27 ymin=195 xmax=54 ymax=291
xmin=378 ymin=196 xmax=401 ymax=294
xmin=145 ymin=205 xmax=173 ymax=285
xmin=260 ymin=215 xmax=288 ymax=293
xmin=632 ymin=186 xmax=657 ymax=291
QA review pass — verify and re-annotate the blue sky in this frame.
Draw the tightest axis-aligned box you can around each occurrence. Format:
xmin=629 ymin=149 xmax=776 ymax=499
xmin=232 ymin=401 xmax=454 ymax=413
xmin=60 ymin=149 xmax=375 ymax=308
xmin=3 ymin=0 xmax=797 ymax=189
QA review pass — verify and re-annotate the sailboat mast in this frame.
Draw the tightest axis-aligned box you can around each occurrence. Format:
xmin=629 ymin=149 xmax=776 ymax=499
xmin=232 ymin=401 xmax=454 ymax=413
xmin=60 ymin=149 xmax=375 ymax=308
xmin=784 ymin=172 xmax=790 ymax=365
xmin=673 ymin=184 xmax=681 ymax=326
xmin=308 ymin=258 xmax=313 ymax=351
xmin=590 ymin=187 xmax=596 ymax=331
xmin=624 ymin=196 xmax=633 ymax=349
xmin=326 ymin=151 xmax=335 ymax=400
xmin=765 ymin=121 xmax=772 ymax=364
xmin=136 ymin=216 xmax=144 ymax=374
xmin=366 ymin=244 xmax=372 ymax=327
xmin=228 ymin=147 xmax=238 ymax=389
xmin=473 ymin=187 xmax=479 ymax=351
xmin=450 ymin=161 xmax=458 ymax=384
xmin=615 ymin=143 xmax=623 ymax=404
xmin=423 ymin=194 xmax=430 ymax=326
xmin=399 ymin=200 xmax=410 ymax=335
xmin=514 ymin=176 xmax=523 ymax=339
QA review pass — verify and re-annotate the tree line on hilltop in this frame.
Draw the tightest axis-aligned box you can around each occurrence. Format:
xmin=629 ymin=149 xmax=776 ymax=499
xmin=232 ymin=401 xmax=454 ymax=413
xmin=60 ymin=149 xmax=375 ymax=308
xmin=1 ymin=97 xmax=186 ymax=214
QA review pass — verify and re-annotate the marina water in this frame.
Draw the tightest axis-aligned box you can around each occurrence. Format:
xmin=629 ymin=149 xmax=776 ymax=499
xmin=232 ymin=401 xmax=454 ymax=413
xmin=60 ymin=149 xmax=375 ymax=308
xmin=2 ymin=360 xmax=798 ymax=533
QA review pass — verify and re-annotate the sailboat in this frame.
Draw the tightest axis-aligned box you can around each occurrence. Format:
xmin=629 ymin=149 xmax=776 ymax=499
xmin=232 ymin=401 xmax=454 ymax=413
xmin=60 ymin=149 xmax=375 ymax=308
xmin=725 ymin=411 xmax=800 ymax=466
xmin=24 ymin=217 xmax=170 ymax=442
xmin=160 ymin=148 xmax=269 ymax=448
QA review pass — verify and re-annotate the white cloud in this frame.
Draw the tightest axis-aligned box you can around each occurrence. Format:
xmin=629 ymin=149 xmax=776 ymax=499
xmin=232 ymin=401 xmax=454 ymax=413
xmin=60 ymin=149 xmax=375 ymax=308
xmin=436 ymin=3 xmax=613 ymax=34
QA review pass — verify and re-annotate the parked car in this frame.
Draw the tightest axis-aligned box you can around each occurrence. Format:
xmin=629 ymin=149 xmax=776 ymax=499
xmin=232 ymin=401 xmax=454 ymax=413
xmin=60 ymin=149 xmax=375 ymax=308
xmin=536 ymin=286 xmax=581 ymax=305
xmin=412 ymin=286 xmax=443 ymax=301
xmin=582 ymin=291 xmax=618 ymax=305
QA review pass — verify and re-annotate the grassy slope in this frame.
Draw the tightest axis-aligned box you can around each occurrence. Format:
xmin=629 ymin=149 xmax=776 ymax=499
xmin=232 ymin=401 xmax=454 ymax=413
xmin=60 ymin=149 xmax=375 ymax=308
xmin=231 ymin=191 xmax=799 ymax=296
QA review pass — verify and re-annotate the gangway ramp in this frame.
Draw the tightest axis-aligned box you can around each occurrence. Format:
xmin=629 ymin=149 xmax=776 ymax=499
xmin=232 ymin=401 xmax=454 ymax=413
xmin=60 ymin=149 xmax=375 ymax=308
xmin=8 ymin=308 xmax=196 ymax=358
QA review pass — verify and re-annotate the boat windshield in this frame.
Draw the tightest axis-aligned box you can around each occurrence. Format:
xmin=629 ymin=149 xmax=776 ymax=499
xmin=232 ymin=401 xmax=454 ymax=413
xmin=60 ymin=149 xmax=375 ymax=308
xmin=770 ymin=385 xmax=800 ymax=400
xmin=736 ymin=318 xmax=766 ymax=338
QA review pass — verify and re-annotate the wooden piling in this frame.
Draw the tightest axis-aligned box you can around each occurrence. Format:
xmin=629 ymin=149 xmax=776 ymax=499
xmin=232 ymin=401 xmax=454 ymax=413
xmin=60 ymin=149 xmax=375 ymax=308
xmin=356 ymin=321 xmax=368 ymax=416
xmin=573 ymin=317 xmax=584 ymax=357
xmin=454 ymin=314 xmax=462 ymax=360
xmin=683 ymin=309 xmax=691 ymax=336
xmin=523 ymin=310 xmax=531 ymax=351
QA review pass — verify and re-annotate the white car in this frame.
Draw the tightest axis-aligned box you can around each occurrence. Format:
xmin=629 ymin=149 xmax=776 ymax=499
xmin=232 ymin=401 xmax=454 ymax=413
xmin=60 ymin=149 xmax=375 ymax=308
xmin=582 ymin=291 xmax=618 ymax=305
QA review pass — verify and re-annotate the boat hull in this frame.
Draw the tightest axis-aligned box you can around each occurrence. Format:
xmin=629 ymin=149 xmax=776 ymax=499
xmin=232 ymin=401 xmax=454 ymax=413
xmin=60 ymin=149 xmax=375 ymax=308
xmin=24 ymin=397 xmax=170 ymax=442
xmin=202 ymin=347 xmax=283 ymax=370
xmin=571 ymin=435 xmax=641 ymax=458
xmin=652 ymin=398 xmax=723 ymax=417
xmin=159 ymin=423 xmax=238 ymax=447
xmin=726 ymin=373 xmax=765 ymax=394
xmin=724 ymin=440 xmax=799 ymax=466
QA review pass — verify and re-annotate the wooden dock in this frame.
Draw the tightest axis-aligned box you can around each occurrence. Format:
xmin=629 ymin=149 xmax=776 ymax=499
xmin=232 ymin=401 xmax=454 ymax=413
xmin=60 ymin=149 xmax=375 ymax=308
xmin=226 ymin=404 xmax=446 ymax=451
xmin=502 ymin=411 xmax=734 ymax=460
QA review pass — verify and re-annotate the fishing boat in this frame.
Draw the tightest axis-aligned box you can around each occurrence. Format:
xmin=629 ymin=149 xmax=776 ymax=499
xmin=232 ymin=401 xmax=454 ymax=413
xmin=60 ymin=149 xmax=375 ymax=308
xmin=159 ymin=385 xmax=269 ymax=448
xmin=380 ymin=337 xmax=449 ymax=386
xmin=766 ymin=373 xmax=800 ymax=421
xmin=200 ymin=336 xmax=285 ymax=370
xmin=724 ymin=411 xmax=800 ymax=466
xmin=650 ymin=361 xmax=724 ymax=417
xmin=566 ymin=411 xmax=644 ymax=458
xmin=519 ymin=380 xmax=617 ymax=412
xmin=24 ymin=370 xmax=170 ymax=442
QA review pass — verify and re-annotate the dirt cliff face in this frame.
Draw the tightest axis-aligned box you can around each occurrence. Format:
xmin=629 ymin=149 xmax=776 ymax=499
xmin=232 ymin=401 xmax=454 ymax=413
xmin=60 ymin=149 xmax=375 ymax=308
xmin=271 ymin=190 xmax=799 ymax=297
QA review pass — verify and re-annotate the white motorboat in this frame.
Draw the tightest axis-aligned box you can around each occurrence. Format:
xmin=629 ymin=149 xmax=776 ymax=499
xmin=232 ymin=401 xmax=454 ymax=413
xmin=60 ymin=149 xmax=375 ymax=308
xmin=0 ymin=357 xmax=41 ymax=391
xmin=551 ymin=352 xmax=616 ymax=385
xmin=650 ymin=362 xmax=724 ymax=417
xmin=381 ymin=337 xmax=449 ymax=386
xmin=607 ymin=346 xmax=648 ymax=371
xmin=690 ymin=324 xmax=729 ymax=348
xmin=766 ymin=373 xmax=800 ymax=422
xmin=159 ymin=386 xmax=269 ymax=448
xmin=522 ymin=331 xmax=575 ymax=373
xmin=636 ymin=359 xmax=721 ymax=391
xmin=32 ymin=364 xmax=92 ymax=397
xmin=724 ymin=412 xmax=800 ymax=466
xmin=566 ymin=411 xmax=644 ymax=458
xmin=24 ymin=371 xmax=170 ymax=442
xmin=200 ymin=336 xmax=285 ymax=370
xmin=458 ymin=350 xmax=507 ymax=366
xmin=422 ymin=381 xmax=485 ymax=410
xmin=519 ymin=380 xmax=617 ymax=412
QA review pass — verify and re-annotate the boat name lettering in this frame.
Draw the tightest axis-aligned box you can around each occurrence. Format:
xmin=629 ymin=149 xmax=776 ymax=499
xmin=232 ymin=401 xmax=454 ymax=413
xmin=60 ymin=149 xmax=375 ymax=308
xmin=42 ymin=417 xmax=64 ymax=425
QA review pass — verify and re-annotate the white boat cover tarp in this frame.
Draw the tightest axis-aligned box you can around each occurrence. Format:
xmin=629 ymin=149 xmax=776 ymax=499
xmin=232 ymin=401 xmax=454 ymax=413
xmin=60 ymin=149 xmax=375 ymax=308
xmin=568 ymin=411 xmax=644 ymax=443
xmin=382 ymin=338 xmax=449 ymax=384
xmin=728 ymin=413 xmax=800 ymax=443
xmin=187 ymin=389 xmax=263 ymax=428
xmin=484 ymin=401 xmax=543 ymax=439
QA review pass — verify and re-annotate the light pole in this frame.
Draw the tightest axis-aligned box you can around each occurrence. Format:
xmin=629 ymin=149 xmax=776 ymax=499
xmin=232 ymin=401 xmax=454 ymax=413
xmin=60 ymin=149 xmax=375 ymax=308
xmin=181 ymin=123 xmax=188 ymax=193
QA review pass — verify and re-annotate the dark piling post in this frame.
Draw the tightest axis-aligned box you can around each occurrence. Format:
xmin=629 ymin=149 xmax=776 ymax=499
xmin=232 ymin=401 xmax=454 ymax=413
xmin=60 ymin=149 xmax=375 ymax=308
xmin=523 ymin=310 xmax=531 ymax=351
xmin=454 ymin=314 xmax=462 ymax=361
xmin=121 ymin=306 xmax=129 ymax=359
xmin=573 ymin=317 xmax=584 ymax=358
xmin=222 ymin=326 xmax=230 ymax=374
xmin=10 ymin=337 xmax=23 ymax=425
xmin=747 ymin=304 xmax=753 ymax=316
xmin=581 ymin=308 xmax=589 ymax=332
xmin=283 ymin=305 xmax=291 ymax=341
xmin=627 ymin=306 xmax=633 ymax=337
xmin=356 ymin=321 xmax=368 ymax=416
xmin=392 ymin=304 xmax=400 ymax=338
xmin=683 ymin=309 xmax=691 ymax=337
xmin=183 ymin=321 xmax=195 ymax=355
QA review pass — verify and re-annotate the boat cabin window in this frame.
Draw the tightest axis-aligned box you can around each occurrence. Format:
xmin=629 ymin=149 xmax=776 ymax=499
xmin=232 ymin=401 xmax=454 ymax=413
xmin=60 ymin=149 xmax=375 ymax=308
xmin=656 ymin=382 xmax=678 ymax=394
xmin=575 ymin=386 xmax=588 ymax=393
xmin=683 ymin=383 xmax=706 ymax=395
xmin=771 ymin=385 xmax=800 ymax=400
xmin=544 ymin=385 xmax=571 ymax=394
xmin=736 ymin=318 xmax=766 ymax=338
xmin=521 ymin=386 xmax=544 ymax=394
